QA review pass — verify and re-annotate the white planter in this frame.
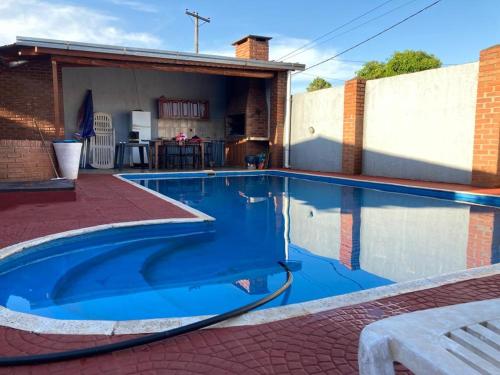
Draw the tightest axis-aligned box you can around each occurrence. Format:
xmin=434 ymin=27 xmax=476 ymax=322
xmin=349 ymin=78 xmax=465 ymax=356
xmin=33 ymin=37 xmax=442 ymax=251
xmin=53 ymin=142 xmax=83 ymax=179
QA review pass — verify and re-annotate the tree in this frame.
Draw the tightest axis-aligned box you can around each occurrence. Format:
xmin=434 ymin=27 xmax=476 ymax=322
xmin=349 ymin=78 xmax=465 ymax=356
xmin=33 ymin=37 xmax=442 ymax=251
xmin=385 ymin=50 xmax=442 ymax=76
xmin=355 ymin=61 xmax=386 ymax=80
xmin=307 ymin=77 xmax=332 ymax=92
xmin=356 ymin=50 xmax=442 ymax=80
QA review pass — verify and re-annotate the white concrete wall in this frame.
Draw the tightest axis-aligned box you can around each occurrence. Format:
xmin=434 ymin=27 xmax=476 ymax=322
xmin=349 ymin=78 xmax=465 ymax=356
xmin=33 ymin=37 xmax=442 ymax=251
xmin=362 ymin=63 xmax=479 ymax=184
xmin=287 ymin=178 xmax=341 ymax=259
xmin=359 ymin=190 xmax=469 ymax=282
xmin=290 ymin=87 xmax=344 ymax=172
xmin=62 ymin=67 xmax=227 ymax=143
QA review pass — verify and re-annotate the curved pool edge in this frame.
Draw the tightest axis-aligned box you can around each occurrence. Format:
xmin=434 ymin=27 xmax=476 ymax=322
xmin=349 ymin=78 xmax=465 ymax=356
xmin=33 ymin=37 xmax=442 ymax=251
xmin=0 ymin=218 xmax=213 ymax=263
xmin=0 ymin=264 xmax=497 ymax=335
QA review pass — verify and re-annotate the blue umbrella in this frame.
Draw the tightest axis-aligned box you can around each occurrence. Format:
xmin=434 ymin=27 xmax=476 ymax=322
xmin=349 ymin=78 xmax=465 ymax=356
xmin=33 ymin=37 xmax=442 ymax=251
xmin=76 ymin=90 xmax=94 ymax=139
xmin=75 ymin=90 xmax=94 ymax=168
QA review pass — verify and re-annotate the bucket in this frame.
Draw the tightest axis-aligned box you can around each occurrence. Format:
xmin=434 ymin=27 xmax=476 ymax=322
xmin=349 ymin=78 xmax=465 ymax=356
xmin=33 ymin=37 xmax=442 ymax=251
xmin=53 ymin=140 xmax=83 ymax=179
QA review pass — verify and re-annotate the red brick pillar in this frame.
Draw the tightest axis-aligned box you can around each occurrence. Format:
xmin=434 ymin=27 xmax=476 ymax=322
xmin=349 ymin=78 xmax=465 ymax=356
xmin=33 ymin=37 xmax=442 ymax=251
xmin=471 ymin=45 xmax=500 ymax=187
xmin=269 ymin=71 xmax=287 ymax=168
xmin=339 ymin=187 xmax=361 ymax=270
xmin=466 ymin=206 xmax=499 ymax=268
xmin=342 ymin=79 xmax=366 ymax=175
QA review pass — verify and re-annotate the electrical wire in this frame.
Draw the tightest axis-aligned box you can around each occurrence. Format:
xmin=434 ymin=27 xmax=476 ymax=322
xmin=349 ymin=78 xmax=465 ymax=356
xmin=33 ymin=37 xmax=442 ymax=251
xmin=300 ymin=72 xmax=347 ymax=82
xmin=277 ymin=0 xmax=396 ymax=61
xmin=294 ymin=0 xmax=442 ymax=75
xmin=283 ymin=0 xmax=421 ymax=62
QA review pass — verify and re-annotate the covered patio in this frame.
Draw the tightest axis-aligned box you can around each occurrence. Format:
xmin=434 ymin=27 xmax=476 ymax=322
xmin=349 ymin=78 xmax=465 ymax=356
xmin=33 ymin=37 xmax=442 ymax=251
xmin=0 ymin=36 xmax=304 ymax=181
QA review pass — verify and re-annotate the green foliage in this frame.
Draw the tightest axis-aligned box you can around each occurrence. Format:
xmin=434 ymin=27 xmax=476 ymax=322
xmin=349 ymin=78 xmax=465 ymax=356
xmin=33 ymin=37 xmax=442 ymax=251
xmin=355 ymin=61 xmax=386 ymax=80
xmin=385 ymin=50 xmax=442 ymax=76
xmin=356 ymin=50 xmax=442 ymax=80
xmin=307 ymin=77 xmax=332 ymax=92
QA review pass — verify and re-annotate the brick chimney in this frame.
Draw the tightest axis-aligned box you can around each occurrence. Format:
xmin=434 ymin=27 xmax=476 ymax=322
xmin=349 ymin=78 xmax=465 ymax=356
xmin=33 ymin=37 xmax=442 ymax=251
xmin=232 ymin=35 xmax=271 ymax=61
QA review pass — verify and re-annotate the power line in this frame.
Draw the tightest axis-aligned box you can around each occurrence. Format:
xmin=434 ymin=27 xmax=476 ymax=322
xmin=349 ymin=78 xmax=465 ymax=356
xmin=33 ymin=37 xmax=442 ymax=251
xmin=277 ymin=0 xmax=396 ymax=61
xmin=283 ymin=0 xmax=421 ymax=62
xmin=300 ymin=72 xmax=347 ymax=82
xmin=294 ymin=0 xmax=442 ymax=75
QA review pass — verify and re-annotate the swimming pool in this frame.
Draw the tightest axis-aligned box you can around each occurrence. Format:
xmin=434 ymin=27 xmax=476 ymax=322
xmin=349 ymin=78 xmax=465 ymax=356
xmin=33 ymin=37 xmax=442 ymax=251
xmin=0 ymin=172 xmax=498 ymax=322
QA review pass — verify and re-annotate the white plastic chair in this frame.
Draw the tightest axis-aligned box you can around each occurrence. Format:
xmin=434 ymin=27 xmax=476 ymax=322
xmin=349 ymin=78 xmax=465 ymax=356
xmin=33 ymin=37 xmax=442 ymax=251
xmin=358 ymin=298 xmax=500 ymax=375
xmin=90 ymin=112 xmax=115 ymax=169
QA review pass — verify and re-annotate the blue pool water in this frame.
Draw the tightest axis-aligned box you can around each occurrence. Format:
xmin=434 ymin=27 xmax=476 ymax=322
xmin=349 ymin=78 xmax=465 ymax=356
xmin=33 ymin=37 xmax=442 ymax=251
xmin=0 ymin=174 xmax=498 ymax=320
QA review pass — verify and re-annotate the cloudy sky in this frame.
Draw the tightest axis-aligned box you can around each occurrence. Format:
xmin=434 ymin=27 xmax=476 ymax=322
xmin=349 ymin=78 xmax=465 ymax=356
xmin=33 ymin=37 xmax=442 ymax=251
xmin=0 ymin=0 xmax=498 ymax=92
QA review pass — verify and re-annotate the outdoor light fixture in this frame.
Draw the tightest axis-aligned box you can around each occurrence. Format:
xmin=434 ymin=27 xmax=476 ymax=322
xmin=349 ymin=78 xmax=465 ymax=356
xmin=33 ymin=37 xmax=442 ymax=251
xmin=8 ymin=60 xmax=28 ymax=68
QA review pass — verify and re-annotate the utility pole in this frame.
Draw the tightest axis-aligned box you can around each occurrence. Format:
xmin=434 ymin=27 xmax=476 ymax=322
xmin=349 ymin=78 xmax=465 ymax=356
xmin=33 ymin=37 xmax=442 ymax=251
xmin=185 ymin=9 xmax=210 ymax=54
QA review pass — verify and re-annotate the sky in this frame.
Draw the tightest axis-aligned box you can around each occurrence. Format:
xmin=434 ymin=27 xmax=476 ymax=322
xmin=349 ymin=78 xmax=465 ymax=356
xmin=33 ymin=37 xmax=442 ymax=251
xmin=0 ymin=0 xmax=498 ymax=92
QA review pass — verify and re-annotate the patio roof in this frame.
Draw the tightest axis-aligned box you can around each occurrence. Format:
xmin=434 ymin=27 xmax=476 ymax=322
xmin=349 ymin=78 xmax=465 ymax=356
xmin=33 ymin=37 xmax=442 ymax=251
xmin=0 ymin=36 xmax=305 ymax=76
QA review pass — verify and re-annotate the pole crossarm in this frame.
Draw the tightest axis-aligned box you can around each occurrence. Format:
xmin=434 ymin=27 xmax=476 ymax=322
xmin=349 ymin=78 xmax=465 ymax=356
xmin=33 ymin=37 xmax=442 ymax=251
xmin=185 ymin=9 xmax=211 ymax=54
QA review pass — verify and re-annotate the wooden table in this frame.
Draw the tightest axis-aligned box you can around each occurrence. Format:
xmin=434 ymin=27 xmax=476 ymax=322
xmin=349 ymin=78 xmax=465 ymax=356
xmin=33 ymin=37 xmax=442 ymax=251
xmin=148 ymin=140 xmax=206 ymax=170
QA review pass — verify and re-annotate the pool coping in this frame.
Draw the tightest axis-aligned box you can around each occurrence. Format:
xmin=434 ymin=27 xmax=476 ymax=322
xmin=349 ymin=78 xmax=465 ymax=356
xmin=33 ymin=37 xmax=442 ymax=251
xmin=0 ymin=169 xmax=498 ymax=335
xmin=117 ymin=169 xmax=500 ymax=207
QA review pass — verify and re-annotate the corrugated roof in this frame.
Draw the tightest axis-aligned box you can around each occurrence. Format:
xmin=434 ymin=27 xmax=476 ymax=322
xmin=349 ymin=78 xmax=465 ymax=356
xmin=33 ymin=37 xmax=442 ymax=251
xmin=10 ymin=36 xmax=305 ymax=71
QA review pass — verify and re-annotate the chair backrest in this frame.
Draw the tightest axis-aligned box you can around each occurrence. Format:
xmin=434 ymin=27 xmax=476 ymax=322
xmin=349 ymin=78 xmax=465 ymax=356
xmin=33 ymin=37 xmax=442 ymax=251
xmin=93 ymin=112 xmax=113 ymax=134
xmin=90 ymin=112 xmax=115 ymax=169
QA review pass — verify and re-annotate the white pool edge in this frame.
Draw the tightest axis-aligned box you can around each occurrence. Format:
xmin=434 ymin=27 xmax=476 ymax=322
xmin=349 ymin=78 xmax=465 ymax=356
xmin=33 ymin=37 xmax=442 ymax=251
xmin=117 ymin=169 xmax=500 ymax=206
xmin=113 ymin=173 xmax=215 ymax=221
xmin=0 ymin=264 xmax=497 ymax=335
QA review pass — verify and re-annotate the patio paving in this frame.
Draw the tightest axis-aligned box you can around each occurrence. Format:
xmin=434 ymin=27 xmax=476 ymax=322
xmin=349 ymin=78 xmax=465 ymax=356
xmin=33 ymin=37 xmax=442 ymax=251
xmin=0 ymin=274 xmax=498 ymax=374
xmin=0 ymin=174 xmax=195 ymax=249
xmin=0 ymin=171 xmax=498 ymax=374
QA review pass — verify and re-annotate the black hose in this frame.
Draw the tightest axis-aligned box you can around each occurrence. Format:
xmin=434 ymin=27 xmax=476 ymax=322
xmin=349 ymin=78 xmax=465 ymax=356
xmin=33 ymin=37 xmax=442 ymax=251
xmin=0 ymin=261 xmax=293 ymax=367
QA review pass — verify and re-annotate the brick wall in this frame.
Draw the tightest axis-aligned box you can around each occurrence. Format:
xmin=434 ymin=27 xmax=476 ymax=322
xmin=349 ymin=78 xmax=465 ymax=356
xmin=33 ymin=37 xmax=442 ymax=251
xmin=0 ymin=59 xmax=60 ymax=181
xmin=0 ymin=139 xmax=56 ymax=181
xmin=225 ymin=70 xmax=287 ymax=168
xmin=234 ymin=38 xmax=269 ymax=61
xmin=246 ymin=79 xmax=268 ymax=138
xmin=471 ymin=45 xmax=500 ymax=187
xmin=0 ymin=59 xmax=57 ymax=140
xmin=269 ymin=71 xmax=287 ymax=167
xmin=342 ymin=79 xmax=366 ymax=174
xmin=466 ymin=206 xmax=500 ymax=268
xmin=226 ymin=77 xmax=269 ymax=138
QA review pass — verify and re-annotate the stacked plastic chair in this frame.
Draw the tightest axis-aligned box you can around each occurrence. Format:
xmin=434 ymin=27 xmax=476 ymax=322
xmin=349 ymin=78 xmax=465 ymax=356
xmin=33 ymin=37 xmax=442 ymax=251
xmin=90 ymin=112 xmax=115 ymax=169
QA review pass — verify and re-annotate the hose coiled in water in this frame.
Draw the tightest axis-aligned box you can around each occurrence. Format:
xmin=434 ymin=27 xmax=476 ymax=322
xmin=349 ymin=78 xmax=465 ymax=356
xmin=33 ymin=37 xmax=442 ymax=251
xmin=0 ymin=261 xmax=293 ymax=367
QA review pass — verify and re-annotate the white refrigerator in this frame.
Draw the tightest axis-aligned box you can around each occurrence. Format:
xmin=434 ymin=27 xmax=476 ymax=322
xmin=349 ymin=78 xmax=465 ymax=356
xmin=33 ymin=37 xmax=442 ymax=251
xmin=131 ymin=111 xmax=151 ymax=165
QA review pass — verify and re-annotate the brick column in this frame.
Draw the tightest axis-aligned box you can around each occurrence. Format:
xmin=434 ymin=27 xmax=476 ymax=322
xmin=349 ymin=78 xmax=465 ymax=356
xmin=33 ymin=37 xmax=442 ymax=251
xmin=339 ymin=187 xmax=362 ymax=270
xmin=269 ymin=71 xmax=287 ymax=168
xmin=466 ymin=206 xmax=500 ymax=268
xmin=471 ymin=45 xmax=500 ymax=187
xmin=342 ymin=79 xmax=366 ymax=175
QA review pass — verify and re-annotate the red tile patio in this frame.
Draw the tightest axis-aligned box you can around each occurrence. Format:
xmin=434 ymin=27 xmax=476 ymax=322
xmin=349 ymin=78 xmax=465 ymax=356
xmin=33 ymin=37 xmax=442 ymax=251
xmin=0 ymin=275 xmax=498 ymax=375
xmin=282 ymin=168 xmax=500 ymax=196
xmin=0 ymin=174 xmax=195 ymax=249
xmin=0 ymin=172 xmax=498 ymax=374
